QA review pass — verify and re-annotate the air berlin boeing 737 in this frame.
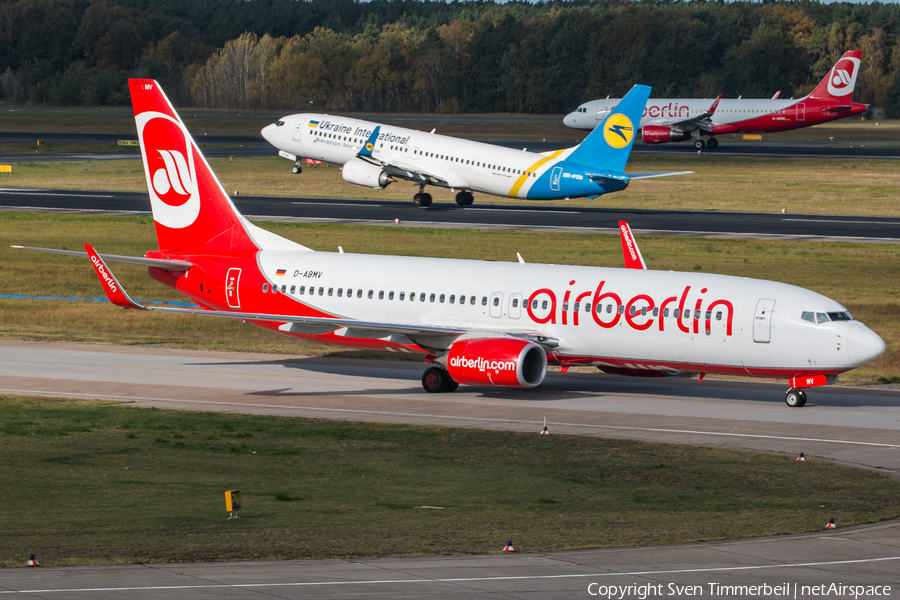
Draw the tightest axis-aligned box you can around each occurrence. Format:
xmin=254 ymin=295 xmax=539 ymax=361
xmin=564 ymin=51 xmax=867 ymax=149
xmin=261 ymin=84 xmax=689 ymax=207
xmin=14 ymin=80 xmax=885 ymax=406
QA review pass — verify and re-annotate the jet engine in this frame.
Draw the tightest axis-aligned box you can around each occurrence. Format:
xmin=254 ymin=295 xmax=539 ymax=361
xmin=641 ymin=126 xmax=692 ymax=144
xmin=446 ymin=338 xmax=547 ymax=388
xmin=341 ymin=157 xmax=391 ymax=189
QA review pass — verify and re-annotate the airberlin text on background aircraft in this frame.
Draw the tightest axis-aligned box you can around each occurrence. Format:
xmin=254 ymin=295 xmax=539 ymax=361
xmin=525 ymin=282 xmax=733 ymax=335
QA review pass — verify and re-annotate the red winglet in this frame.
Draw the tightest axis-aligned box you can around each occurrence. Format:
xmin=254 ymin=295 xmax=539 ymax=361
xmin=707 ymin=94 xmax=722 ymax=115
xmin=84 ymin=244 xmax=146 ymax=310
xmin=618 ymin=221 xmax=647 ymax=270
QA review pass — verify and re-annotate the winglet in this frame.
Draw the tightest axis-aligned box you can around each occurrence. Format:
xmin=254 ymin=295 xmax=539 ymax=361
xmin=84 ymin=244 xmax=146 ymax=310
xmin=707 ymin=94 xmax=722 ymax=115
xmin=772 ymin=91 xmax=781 ymax=100
xmin=618 ymin=221 xmax=647 ymax=270
xmin=358 ymin=126 xmax=380 ymax=158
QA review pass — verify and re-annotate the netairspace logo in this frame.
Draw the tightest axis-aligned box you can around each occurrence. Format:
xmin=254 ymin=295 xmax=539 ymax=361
xmin=450 ymin=356 xmax=515 ymax=372
xmin=586 ymin=582 xmax=893 ymax=599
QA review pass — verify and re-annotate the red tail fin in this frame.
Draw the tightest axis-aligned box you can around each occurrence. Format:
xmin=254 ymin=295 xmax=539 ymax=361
xmin=808 ymin=51 xmax=862 ymax=102
xmin=618 ymin=221 xmax=647 ymax=270
xmin=130 ymin=79 xmax=260 ymax=254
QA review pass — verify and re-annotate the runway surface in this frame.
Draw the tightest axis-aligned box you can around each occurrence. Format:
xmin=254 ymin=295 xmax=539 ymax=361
xmin=0 ymin=340 xmax=898 ymax=598
xmin=2 ymin=130 xmax=899 ymax=161
xmin=2 ymin=187 xmax=900 ymax=243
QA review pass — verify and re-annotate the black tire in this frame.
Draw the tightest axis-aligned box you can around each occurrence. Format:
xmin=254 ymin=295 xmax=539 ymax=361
xmin=785 ymin=389 xmax=802 ymax=407
xmin=694 ymin=139 xmax=705 ymax=150
xmin=797 ymin=390 xmax=807 ymax=407
xmin=422 ymin=367 xmax=447 ymax=393
xmin=455 ymin=191 xmax=468 ymax=206
xmin=445 ymin=379 xmax=459 ymax=392
xmin=421 ymin=193 xmax=433 ymax=207
xmin=291 ymin=165 xmax=302 ymax=174
xmin=463 ymin=191 xmax=474 ymax=206
xmin=706 ymin=138 xmax=718 ymax=149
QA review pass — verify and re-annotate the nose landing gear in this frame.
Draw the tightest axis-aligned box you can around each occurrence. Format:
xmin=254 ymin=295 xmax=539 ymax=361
xmin=291 ymin=162 xmax=302 ymax=174
xmin=785 ymin=388 xmax=808 ymax=407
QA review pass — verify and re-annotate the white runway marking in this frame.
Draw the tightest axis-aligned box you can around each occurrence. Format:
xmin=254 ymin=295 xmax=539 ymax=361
xmin=2 ymin=388 xmax=898 ymax=449
xmin=783 ymin=218 xmax=900 ymax=225
xmin=2 ymin=555 xmax=898 ymax=594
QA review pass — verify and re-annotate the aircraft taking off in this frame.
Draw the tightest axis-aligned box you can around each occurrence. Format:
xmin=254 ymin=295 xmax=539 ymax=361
xmin=261 ymin=85 xmax=689 ymax=207
xmin=564 ymin=51 xmax=868 ymax=149
xmin=15 ymin=80 xmax=885 ymax=407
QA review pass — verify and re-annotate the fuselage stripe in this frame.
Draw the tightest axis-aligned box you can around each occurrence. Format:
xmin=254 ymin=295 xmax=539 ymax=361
xmin=508 ymin=149 xmax=566 ymax=197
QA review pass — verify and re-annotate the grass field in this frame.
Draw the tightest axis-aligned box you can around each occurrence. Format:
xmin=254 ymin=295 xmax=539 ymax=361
xmin=2 ymin=212 xmax=899 ymax=382
xmin=2 ymin=153 xmax=900 ymax=216
xmin=2 ymin=394 xmax=897 ymax=566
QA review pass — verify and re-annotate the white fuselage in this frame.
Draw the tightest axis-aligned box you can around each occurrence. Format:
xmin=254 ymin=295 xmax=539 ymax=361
xmin=255 ymin=249 xmax=884 ymax=378
xmin=262 ymin=114 xmax=579 ymax=200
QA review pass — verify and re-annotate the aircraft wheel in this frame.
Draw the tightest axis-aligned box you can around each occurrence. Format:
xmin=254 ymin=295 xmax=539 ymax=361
xmin=421 ymin=193 xmax=433 ymax=207
xmin=455 ymin=191 xmax=468 ymax=206
xmin=291 ymin=164 xmax=302 ymax=174
xmin=414 ymin=193 xmax=433 ymax=208
xmin=694 ymin=139 xmax=706 ymax=150
xmin=422 ymin=367 xmax=448 ymax=393
xmin=706 ymin=138 xmax=719 ymax=149
xmin=445 ymin=379 xmax=460 ymax=392
xmin=785 ymin=388 xmax=803 ymax=407
xmin=797 ymin=390 xmax=807 ymax=407
xmin=463 ymin=191 xmax=474 ymax=206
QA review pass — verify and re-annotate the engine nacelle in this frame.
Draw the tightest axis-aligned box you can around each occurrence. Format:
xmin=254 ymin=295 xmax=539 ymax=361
xmin=341 ymin=157 xmax=391 ymax=189
xmin=447 ymin=338 xmax=547 ymax=388
xmin=641 ymin=125 xmax=691 ymax=144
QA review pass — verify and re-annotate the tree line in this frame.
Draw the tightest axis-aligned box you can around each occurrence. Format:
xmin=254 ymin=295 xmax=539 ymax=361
xmin=3 ymin=0 xmax=900 ymax=116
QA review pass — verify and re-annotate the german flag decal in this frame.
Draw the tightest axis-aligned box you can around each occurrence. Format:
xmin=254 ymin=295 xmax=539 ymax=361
xmin=275 ymin=269 xmax=286 ymax=276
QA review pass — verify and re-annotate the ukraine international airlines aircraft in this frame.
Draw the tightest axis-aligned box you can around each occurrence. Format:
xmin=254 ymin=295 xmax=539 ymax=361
xmin=564 ymin=51 xmax=867 ymax=149
xmin=262 ymin=85 xmax=689 ymax=207
xmin=15 ymin=80 xmax=885 ymax=406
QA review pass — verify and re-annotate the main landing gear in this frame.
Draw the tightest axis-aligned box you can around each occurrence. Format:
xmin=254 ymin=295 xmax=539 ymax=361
xmin=785 ymin=388 xmax=808 ymax=407
xmin=414 ymin=184 xmax=433 ymax=207
xmin=422 ymin=367 xmax=459 ymax=393
xmin=455 ymin=191 xmax=474 ymax=206
xmin=693 ymin=138 xmax=718 ymax=150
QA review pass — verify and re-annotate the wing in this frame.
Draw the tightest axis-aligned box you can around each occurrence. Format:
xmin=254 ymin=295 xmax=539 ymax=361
xmin=356 ymin=124 xmax=470 ymax=189
xmin=645 ymin=95 xmax=722 ymax=133
xmin=12 ymin=245 xmax=192 ymax=270
xmin=626 ymin=171 xmax=693 ymax=180
xmin=82 ymin=244 xmax=559 ymax=349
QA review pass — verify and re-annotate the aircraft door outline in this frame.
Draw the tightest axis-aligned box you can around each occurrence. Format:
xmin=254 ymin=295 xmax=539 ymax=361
xmin=753 ymin=298 xmax=776 ymax=343
xmin=550 ymin=166 xmax=563 ymax=192
xmin=226 ymin=268 xmax=242 ymax=309
xmin=509 ymin=293 xmax=522 ymax=319
xmin=797 ymin=103 xmax=806 ymax=121
xmin=292 ymin=123 xmax=304 ymax=142
xmin=489 ymin=292 xmax=504 ymax=318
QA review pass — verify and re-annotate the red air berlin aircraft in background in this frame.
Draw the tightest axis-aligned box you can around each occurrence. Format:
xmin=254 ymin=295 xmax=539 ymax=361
xmin=14 ymin=79 xmax=886 ymax=407
xmin=564 ymin=51 xmax=868 ymax=149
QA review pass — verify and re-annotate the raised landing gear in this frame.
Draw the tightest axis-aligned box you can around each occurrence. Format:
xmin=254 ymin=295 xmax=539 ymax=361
xmin=785 ymin=388 xmax=808 ymax=407
xmin=422 ymin=367 xmax=459 ymax=393
xmin=413 ymin=192 xmax=433 ymax=207
xmin=291 ymin=162 xmax=302 ymax=174
xmin=706 ymin=137 xmax=719 ymax=149
xmin=455 ymin=191 xmax=474 ymax=206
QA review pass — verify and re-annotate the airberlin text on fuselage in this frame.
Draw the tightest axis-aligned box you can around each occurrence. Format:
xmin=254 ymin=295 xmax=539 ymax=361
xmin=527 ymin=281 xmax=734 ymax=335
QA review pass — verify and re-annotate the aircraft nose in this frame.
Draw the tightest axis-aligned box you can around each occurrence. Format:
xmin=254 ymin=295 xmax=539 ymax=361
xmin=563 ymin=113 xmax=576 ymax=127
xmin=848 ymin=323 xmax=885 ymax=367
xmin=261 ymin=123 xmax=276 ymax=140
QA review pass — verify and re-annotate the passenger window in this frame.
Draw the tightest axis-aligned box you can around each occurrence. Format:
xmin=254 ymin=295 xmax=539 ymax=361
xmin=356 ymin=289 xmax=362 ymax=298
xmin=641 ymin=307 xmax=647 ymax=316
xmin=482 ymin=296 xmax=488 ymax=306
xmin=399 ymin=292 xmax=405 ymax=300
xmin=716 ymin=311 xmax=723 ymax=321
xmin=290 ymin=285 xmax=296 ymax=294
xmin=440 ymin=294 xmax=445 ymax=303
xmin=618 ymin=305 xmax=624 ymax=314
xmin=705 ymin=310 xmax=711 ymax=320
xmin=584 ymin=303 xmax=590 ymax=313
xmin=563 ymin=302 xmax=569 ymax=311
xmin=299 ymin=286 xmax=305 ymax=294
xmin=281 ymin=285 xmax=286 ymax=293
xmin=652 ymin=307 xmax=658 ymax=317
xmin=606 ymin=304 xmax=612 ymax=314
xmin=318 ymin=287 xmax=324 ymax=296
xmin=430 ymin=293 xmax=436 ymax=302
xmin=541 ymin=300 xmax=548 ymax=310
xmin=684 ymin=309 xmax=690 ymax=319
xmin=459 ymin=295 xmax=465 ymax=304
xmin=664 ymin=308 xmax=669 ymax=317
xmin=378 ymin=291 xmax=384 ymax=299
xmin=629 ymin=306 xmax=636 ymax=316
xmin=262 ymin=283 xmax=269 ymax=293
xmin=694 ymin=310 xmax=701 ymax=319
xmin=816 ymin=312 xmax=829 ymax=324
xmin=368 ymin=290 xmax=373 ymax=299
xmin=328 ymin=288 xmax=333 ymax=296
xmin=389 ymin=291 xmax=394 ymax=300
xmin=337 ymin=288 xmax=342 ymax=297
xmin=272 ymin=285 xmax=278 ymax=294
xmin=512 ymin=298 xmax=519 ymax=308
xmin=533 ymin=300 xmax=539 ymax=310
xmin=420 ymin=293 xmax=426 ymax=302
xmin=449 ymin=295 xmax=455 ymax=304
xmin=493 ymin=297 xmax=500 ymax=307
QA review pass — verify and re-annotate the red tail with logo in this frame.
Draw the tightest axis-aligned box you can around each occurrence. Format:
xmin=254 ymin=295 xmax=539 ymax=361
xmin=129 ymin=79 xmax=257 ymax=255
xmin=808 ymin=51 xmax=862 ymax=102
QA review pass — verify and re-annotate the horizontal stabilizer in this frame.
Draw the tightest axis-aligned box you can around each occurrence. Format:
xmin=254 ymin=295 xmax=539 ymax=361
xmin=627 ymin=171 xmax=693 ymax=180
xmin=12 ymin=245 xmax=193 ymax=270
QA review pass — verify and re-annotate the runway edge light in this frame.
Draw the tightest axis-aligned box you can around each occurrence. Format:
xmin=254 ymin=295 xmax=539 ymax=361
xmin=26 ymin=554 xmax=39 ymax=566
xmin=797 ymin=452 xmax=806 ymax=461
xmin=540 ymin=417 xmax=549 ymax=435
xmin=503 ymin=540 xmax=516 ymax=552
xmin=226 ymin=489 xmax=241 ymax=519
xmin=826 ymin=518 xmax=837 ymax=529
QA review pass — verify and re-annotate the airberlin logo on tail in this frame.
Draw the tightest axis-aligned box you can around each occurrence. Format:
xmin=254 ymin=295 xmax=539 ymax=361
xmin=136 ymin=111 xmax=201 ymax=229
xmin=827 ymin=57 xmax=860 ymax=97
xmin=603 ymin=114 xmax=634 ymax=149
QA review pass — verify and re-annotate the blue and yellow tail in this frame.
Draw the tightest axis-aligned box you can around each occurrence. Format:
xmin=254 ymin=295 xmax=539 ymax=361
xmin=566 ymin=84 xmax=650 ymax=172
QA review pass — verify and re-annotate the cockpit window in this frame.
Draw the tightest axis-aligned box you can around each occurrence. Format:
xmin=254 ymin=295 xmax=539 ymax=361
xmin=275 ymin=120 xmax=285 ymax=127
xmin=816 ymin=312 xmax=829 ymax=324
xmin=801 ymin=311 xmax=815 ymax=323
xmin=828 ymin=311 xmax=853 ymax=321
